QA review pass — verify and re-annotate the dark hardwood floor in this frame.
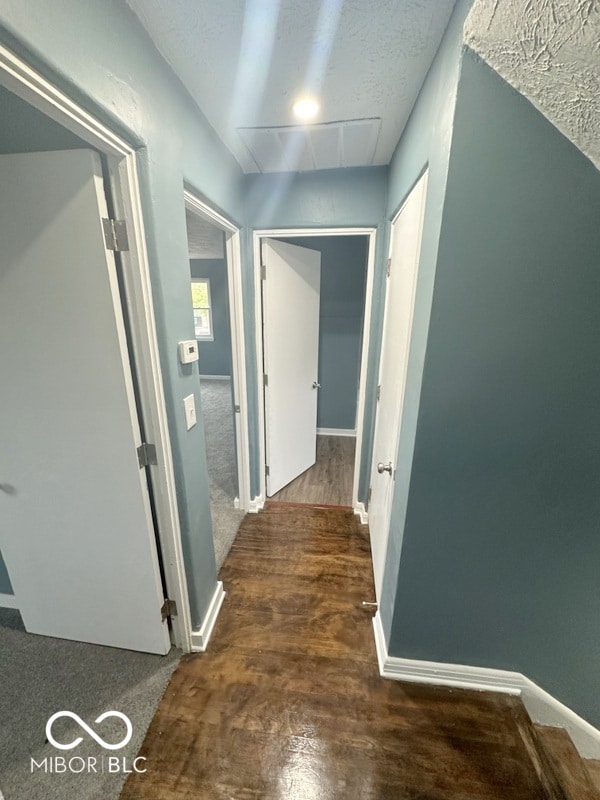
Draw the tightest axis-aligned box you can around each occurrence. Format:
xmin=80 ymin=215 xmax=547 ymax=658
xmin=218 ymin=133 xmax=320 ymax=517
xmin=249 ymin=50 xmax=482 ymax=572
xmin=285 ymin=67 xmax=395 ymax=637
xmin=121 ymin=506 xmax=553 ymax=799
xmin=268 ymin=434 xmax=355 ymax=506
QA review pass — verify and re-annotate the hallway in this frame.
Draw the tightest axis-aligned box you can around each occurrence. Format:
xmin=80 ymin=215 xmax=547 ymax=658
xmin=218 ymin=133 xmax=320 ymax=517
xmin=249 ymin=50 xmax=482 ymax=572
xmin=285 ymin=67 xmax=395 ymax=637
xmin=121 ymin=506 xmax=559 ymax=799
xmin=268 ymin=435 xmax=355 ymax=507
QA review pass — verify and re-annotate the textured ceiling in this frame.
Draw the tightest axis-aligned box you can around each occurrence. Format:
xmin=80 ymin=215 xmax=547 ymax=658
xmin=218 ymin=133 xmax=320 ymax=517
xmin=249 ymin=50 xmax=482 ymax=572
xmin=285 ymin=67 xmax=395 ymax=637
xmin=186 ymin=210 xmax=225 ymax=259
xmin=126 ymin=0 xmax=457 ymax=173
xmin=466 ymin=0 xmax=600 ymax=170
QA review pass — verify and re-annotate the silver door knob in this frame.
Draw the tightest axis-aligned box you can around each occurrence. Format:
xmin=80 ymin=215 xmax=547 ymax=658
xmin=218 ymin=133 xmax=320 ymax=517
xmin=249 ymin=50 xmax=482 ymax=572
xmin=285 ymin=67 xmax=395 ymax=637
xmin=312 ymin=381 xmax=321 ymax=389
xmin=377 ymin=462 xmax=393 ymax=475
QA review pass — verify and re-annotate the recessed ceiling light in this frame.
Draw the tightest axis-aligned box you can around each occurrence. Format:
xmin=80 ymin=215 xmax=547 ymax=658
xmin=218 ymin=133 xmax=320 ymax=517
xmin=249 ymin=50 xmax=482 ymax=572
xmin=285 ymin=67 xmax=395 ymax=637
xmin=292 ymin=96 xmax=320 ymax=121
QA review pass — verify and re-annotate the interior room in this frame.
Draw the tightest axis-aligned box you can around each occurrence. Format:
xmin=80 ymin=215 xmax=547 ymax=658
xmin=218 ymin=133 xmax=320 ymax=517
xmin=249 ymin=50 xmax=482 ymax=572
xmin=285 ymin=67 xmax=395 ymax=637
xmin=185 ymin=208 xmax=245 ymax=567
xmin=265 ymin=234 xmax=368 ymax=507
xmin=1 ymin=0 xmax=599 ymax=797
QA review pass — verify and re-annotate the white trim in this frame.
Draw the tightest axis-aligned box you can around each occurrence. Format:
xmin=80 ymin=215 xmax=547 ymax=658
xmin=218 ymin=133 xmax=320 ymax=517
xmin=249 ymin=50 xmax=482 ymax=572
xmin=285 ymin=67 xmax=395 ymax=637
xmin=109 ymin=157 xmax=192 ymax=654
xmin=354 ymin=501 xmax=368 ymax=524
xmin=0 ymin=43 xmax=192 ymax=652
xmin=199 ymin=374 xmax=232 ymax=381
xmin=519 ymin=679 xmax=600 ymax=759
xmin=184 ymin=192 xmax=251 ymax=512
xmin=248 ymin=494 xmax=265 ymax=513
xmin=317 ymin=428 xmax=356 ymax=437
xmin=253 ymin=228 xmax=377 ymax=512
xmin=0 ymin=44 xmax=130 ymax=158
xmin=98 ymin=159 xmax=171 ymax=654
xmin=369 ymin=171 xmax=429 ymax=605
xmin=0 ymin=593 xmax=19 ymax=610
xmin=184 ymin=191 xmax=239 ymax=234
xmin=352 ymin=230 xmax=377 ymax=510
xmin=253 ymin=232 xmax=265 ymax=499
xmin=372 ymin=613 xmax=600 ymax=759
xmin=254 ymin=227 xmax=376 ymax=238
xmin=372 ymin=611 xmax=388 ymax=675
xmin=190 ymin=581 xmax=226 ymax=652
xmin=226 ymin=229 xmax=251 ymax=511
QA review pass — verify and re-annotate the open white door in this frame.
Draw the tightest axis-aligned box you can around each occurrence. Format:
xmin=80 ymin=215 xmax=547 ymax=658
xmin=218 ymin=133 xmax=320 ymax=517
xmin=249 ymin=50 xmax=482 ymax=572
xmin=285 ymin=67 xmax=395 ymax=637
xmin=262 ymin=239 xmax=321 ymax=496
xmin=369 ymin=171 xmax=428 ymax=600
xmin=0 ymin=150 xmax=170 ymax=654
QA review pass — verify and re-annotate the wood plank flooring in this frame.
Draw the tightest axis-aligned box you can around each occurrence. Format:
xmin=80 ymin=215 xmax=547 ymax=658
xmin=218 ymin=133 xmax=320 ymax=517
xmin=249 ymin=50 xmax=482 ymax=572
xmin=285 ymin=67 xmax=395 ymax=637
xmin=121 ymin=506 xmax=550 ymax=800
xmin=269 ymin=435 xmax=355 ymax=506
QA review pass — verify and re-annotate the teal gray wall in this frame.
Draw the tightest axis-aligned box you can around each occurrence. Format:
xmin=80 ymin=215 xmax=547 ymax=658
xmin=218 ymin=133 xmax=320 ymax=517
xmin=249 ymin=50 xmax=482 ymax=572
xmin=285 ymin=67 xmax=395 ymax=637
xmin=378 ymin=0 xmax=472 ymax=639
xmin=280 ymin=236 xmax=368 ymax=431
xmin=246 ymin=168 xmax=388 ymax=230
xmin=388 ymin=48 xmax=600 ymax=726
xmin=0 ymin=0 xmax=246 ymax=629
xmin=0 ymin=554 xmax=12 ymax=595
xmin=244 ymin=168 xmax=388 ymax=499
xmin=190 ymin=259 xmax=232 ymax=377
xmin=0 ymin=84 xmax=89 ymax=153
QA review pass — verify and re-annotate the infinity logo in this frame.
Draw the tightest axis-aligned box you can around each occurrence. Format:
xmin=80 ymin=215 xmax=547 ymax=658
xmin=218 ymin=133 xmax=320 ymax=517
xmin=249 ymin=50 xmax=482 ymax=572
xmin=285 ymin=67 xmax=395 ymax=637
xmin=46 ymin=711 xmax=133 ymax=751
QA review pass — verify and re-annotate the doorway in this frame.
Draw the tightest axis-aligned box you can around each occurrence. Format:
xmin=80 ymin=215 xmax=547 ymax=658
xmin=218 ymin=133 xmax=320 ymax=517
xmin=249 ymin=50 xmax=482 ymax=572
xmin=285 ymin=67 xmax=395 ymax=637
xmin=254 ymin=228 xmax=377 ymax=512
xmin=183 ymin=191 xmax=250 ymax=569
xmin=0 ymin=45 xmax=191 ymax=652
xmin=369 ymin=170 xmax=428 ymax=601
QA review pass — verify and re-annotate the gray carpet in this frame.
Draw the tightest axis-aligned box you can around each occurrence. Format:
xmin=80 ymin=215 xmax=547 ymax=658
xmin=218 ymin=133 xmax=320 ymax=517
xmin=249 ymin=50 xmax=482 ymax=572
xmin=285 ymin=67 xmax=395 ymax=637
xmin=0 ymin=608 xmax=179 ymax=800
xmin=199 ymin=378 xmax=245 ymax=569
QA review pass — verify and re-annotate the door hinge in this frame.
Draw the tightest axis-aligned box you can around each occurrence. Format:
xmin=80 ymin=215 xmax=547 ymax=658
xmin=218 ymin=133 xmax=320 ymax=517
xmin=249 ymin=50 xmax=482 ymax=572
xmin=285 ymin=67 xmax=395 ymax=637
xmin=161 ymin=598 xmax=177 ymax=621
xmin=265 ymin=465 xmax=270 ymax=477
xmin=386 ymin=257 xmax=392 ymax=277
xmin=260 ymin=263 xmax=267 ymax=280
xmin=376 ymin=384 xmax=381 ymax=401
xmin=137 ymin=442 xmax=158 ymax=468
xmin=263 ymin=373 xmax=269 ymax=387
xmin=234 ymin=404 xmax=241 ymax=413
xmin=368 ymin=486 xmax=372 ymax=503
xmin=102 ymin=218 xmax=129 ymax=252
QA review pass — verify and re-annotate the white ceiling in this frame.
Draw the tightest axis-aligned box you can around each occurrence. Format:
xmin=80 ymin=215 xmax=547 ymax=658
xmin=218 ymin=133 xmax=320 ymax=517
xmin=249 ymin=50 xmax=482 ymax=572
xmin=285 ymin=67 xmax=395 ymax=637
xmin=465 ymin=0 xmax=600 ymax=171
xmin=126 ymin=0 xmax=457 ymax=173
xmin=186 ymin=210 xmax=225 ymax=259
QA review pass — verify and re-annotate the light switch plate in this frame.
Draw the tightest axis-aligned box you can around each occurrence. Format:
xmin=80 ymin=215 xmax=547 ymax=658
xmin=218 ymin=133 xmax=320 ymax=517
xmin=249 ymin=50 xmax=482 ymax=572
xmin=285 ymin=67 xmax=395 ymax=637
xmin=183 ymin=394 xmax=196 ymax=430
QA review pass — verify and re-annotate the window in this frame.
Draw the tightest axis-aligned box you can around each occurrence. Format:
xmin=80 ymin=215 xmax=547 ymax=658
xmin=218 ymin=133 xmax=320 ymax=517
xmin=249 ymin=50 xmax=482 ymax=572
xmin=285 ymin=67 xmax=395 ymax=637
xmin=191 ymin=279 xmax=213 ymax=340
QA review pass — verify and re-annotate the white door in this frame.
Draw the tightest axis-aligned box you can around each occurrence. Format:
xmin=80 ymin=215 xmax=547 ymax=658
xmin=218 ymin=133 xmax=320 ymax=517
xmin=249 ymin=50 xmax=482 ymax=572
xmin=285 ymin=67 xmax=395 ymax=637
xmin=262 ymin=239 xmax=321 ymax=496
xmin=369 ymin=171 xmax=428 ymax=600
xmin=0 ymin=150 xmax=170 ymax=654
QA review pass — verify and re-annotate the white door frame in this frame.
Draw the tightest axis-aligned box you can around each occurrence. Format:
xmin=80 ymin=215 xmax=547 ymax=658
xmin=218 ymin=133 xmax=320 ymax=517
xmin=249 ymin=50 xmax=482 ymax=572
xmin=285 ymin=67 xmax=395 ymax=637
xmin=253 ymin=227 xmax=377 ymax=514
xmin=369 ymin=170 xmax=429 ymax=600
xmin=184 ymin=190 xmax=251 ymax=511
xmin=0 ymin=42 xmax=193 ymax=652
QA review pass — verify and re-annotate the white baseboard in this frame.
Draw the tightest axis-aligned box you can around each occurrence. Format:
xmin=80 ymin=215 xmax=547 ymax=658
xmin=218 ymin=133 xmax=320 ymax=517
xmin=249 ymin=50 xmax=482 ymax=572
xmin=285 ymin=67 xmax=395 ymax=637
xmin=190 ymin=581 xmax=225 ymax=653
xmin=0 ymin=593 xmax=18 ymax=610
xmin=248 ymin=494 xmax=265 ymax=513
xmin=199 ymin=374 xmax=231 ymax=381
xmin=519 ymin=678 xmax=600 ymax=759
xmin=317 ymin=428 xmax=356 ymax=437
xmin=372 ymin=612 xmax=600 ymax=759
xmin=354 ymin=501 xmax=368 ymax=524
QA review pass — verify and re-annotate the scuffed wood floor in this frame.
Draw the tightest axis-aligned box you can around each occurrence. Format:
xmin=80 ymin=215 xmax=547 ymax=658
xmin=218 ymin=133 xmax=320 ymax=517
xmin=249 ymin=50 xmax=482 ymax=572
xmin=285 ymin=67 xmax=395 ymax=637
xmin=121 ymin=506 xmax=549 ymax=799
xmin=268 ymin=435 xmax=355 ymax=506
